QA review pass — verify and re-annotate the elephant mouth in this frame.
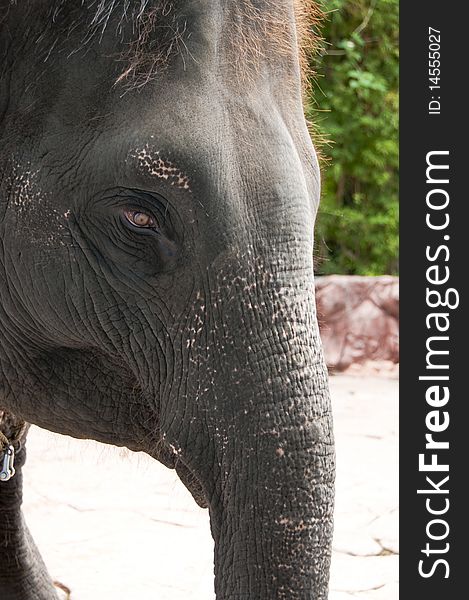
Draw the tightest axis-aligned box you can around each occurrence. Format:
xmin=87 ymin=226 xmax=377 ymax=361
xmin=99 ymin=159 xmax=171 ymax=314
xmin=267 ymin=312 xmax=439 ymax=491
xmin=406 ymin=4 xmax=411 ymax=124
xmin=175 ymin=460 xmax=208 ymax=508
xmin=146 ymin=438 xmax=208 ymax=508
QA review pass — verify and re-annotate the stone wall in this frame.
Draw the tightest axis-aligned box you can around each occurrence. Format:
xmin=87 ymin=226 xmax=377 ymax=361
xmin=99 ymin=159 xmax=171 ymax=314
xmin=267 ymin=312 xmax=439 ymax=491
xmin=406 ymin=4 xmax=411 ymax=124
xmin=315 ymin=275 xmax=399 ymax=372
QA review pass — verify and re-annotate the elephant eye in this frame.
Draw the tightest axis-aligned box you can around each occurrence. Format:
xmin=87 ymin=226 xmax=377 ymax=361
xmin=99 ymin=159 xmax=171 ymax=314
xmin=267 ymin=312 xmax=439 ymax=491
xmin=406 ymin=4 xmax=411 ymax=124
xmin=123 ymin=209 xmax=157 ymax=229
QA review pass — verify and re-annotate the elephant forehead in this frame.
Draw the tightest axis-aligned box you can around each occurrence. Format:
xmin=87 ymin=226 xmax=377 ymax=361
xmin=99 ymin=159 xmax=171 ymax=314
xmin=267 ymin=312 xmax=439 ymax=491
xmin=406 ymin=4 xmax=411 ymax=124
xmin=131 ymin=145 xmax=191 ymax=191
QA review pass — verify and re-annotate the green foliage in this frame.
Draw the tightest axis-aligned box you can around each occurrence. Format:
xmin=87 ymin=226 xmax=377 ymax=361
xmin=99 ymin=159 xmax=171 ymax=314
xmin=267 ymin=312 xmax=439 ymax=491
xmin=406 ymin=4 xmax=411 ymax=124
xmin=309 ymin=0 xmax=399 ymax=275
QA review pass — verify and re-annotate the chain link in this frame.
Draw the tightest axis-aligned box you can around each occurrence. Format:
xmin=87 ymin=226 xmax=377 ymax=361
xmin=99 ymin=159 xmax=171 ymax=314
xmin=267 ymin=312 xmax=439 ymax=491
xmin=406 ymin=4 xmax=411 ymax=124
xmin=0 ymin=411 xmax=28 ymax=482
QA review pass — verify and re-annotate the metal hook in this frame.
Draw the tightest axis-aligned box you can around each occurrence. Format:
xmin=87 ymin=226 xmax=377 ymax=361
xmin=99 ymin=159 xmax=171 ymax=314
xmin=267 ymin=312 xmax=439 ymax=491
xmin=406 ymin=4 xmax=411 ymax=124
xmin=0 ymin=445 xmax=16 ymax=482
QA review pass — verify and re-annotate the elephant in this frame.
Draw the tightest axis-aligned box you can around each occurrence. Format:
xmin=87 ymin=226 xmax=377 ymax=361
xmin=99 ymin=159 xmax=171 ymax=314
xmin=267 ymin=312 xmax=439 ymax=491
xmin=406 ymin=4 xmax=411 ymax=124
xmin=0 ymin=1 xmax=335 ymax=599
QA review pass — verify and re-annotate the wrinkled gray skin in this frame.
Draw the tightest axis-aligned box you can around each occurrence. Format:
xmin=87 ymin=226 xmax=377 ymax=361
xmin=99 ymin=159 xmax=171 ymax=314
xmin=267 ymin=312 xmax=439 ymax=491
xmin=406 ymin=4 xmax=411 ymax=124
xmin=0 ymin=1 xmax=334 ymax=598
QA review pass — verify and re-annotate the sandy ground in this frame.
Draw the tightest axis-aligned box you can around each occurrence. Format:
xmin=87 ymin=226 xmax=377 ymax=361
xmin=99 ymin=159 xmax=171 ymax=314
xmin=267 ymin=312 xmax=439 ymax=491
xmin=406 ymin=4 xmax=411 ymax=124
xmin=21 ymin=373 xmax=398 ymax=599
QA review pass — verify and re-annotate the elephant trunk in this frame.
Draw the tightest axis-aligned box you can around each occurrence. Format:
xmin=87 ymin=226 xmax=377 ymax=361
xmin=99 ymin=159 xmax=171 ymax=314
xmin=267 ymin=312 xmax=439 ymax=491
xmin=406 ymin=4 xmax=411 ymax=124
xmin=209 ymin=376 xmax=334 ymax=599
xmin=160 ymin=252 xmax=335 ymax=598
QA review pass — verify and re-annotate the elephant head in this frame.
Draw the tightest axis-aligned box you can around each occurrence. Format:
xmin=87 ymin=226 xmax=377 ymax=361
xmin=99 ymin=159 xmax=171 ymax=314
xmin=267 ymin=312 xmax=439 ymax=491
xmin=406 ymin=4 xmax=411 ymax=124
xmin=0 ymin=1 xmax=334 ymax=598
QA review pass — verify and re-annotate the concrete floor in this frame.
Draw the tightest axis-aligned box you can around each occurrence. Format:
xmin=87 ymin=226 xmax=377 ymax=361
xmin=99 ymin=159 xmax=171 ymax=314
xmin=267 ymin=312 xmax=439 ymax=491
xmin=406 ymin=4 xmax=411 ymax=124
xmin=22 ymin=374 xmax=398 ymax=599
